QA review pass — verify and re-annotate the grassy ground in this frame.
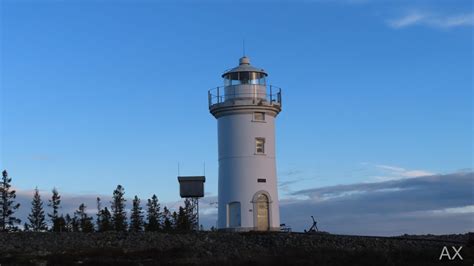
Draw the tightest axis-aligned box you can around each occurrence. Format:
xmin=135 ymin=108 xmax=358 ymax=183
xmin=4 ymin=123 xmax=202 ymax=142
xmin=0 ymin=232 xmax=471 ymax=265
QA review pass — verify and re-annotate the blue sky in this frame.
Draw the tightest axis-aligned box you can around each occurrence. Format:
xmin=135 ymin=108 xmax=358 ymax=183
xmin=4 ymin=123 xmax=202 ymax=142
xmin=1 ymin=0 xmax=472 ymax=233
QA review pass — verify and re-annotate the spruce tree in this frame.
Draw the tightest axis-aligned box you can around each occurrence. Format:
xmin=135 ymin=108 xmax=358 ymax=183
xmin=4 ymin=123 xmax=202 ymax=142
xmin=71 ymin=213 xmax=79 ymax=232
xmin=75 ymin=203 xmax=94 ymax=232
xmin=171 ymin=211 xmax=178 ymax=230
xmin=129 ymin=195 xmax=144 ymax=232
xmin=96 ymin=197 xmax=102 ymax=231
xmin=48 ymin=188 xmax=61 ymax=232
xmin=162 ymin=206 xmax=172 ymax=231
xmin=0 ymin=170 xmax=21 ymax=231
xmin=111 ymin=185 xmax=127 ymax=231
xmin=64 ymin=213 xmax=73 ymax=232
xmin=184 ymin=199 xmax=197 ymax=230
xmin=100 ymin=207 xmax=112 ymax=231
xmin=176 ymin=206 xmax=190 ymax=231
xmin=96 ymin=197 xmax=112 ymax=232
xmin=57 ymin=215 xmax=66 ymax=232
xmin=145 ymin=194 xmax=161 ymax=232
xmin=23 ymin=222 xmax=30 ymax=232
xmin=27 ymin=187 xmax=48 ymax=232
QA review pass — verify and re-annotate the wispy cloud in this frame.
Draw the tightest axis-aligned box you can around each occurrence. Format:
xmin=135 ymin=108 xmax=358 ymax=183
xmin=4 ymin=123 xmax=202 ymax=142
xmin=388 ymin=11 xmax=474 ymax=29
xmin=373 ymin=164 xmax=434 ymax=181
xmin=388 ymin=12 xmax=426 ymax=28
xmin=406 ymin=205 xmax=474 ymax=217
xmin=375 ymin=165 xmax=406 ymax=172
xmin=284 ymin=172 xmax=473 ymax=235
xmin=279 ymin=179 xmax=307 ymax=188
xmin=277 ymin=169 xmax=313 ymax=194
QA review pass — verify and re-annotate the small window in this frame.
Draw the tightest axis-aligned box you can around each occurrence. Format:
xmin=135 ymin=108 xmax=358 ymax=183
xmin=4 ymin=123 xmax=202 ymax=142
xmin=257 ymin=178 xmax=266 ymax=183
xmin=255 ymin=138 xmax=265 ymax=154
xmin=254 ymin=112 xmax=265 ymax=121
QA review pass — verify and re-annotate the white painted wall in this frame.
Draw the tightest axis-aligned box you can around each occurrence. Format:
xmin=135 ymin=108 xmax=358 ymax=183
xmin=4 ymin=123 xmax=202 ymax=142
xmin=217 ymin=112 xmax=280 ymax=230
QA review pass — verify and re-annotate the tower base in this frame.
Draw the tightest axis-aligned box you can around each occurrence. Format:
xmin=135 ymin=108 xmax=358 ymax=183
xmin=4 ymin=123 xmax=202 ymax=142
xmin=218 ymin=227 xmax=281 ymax=232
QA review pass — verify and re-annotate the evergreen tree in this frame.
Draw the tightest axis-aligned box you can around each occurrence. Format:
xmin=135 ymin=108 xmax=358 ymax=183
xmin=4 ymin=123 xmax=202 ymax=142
xmin=99 ymin=207 xmax=113 ymax=232
xmin=71 ymin=213 xmax=79 ymax=232
xmin=64 ymin=213 xmax=73 ymax=232
xmin=23 ymin=222 xmax=30 ymax=232
xmin=162 ymin=206 xmax=172 ymax=231
xmin=96 ymin=197 xmax=112 ymax=232
xmin=171 ymin=211 xmax=178 ymax=230
xmin=145 ymin=194 xmax=161 ymax=232
xmin=75 ymin=203 xmax=94 ymax=232
xmin=56 ymin=215 xmax=66 ymax=232
xmin=27 ymin=187 xmax=48 ymax=232
xmin=48 ymin=188 xmax=62 ymax=232
xmin=0 ymin=170 xmax=21 ymax=231
xmin=184 ymin=199 xmax=197 ymax=230
xmin=176 ymin=206 xmax=191 ymax=231
xmin=173 ymin=200 xmax=197 ymax=231
xmin=111 ymin=185 xmax=127 ymax=231
xmin=129 ymin=195 xmax=144 ymax=232
xmin=98 ymin=207 xmax=112 ymax=232
xmin=96 ymin=197 xmax=102 ymax=231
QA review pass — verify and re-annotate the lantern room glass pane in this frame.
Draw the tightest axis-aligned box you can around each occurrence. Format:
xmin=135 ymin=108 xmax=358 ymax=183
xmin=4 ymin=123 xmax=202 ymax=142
xmin=224 ymin=72 xmax=266 ymax=86
xmin=224 ymin=77 xmax=232 ymax=86
xmin=239 ymin=72 xmax=250 ymax=84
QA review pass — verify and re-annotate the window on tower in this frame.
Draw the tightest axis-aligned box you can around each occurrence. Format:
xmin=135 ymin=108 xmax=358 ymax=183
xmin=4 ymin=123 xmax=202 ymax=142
xmin=254 ymin=112 xmax=265 ymax=121
xmin=255 ymin=138 xmax=265 ymax=154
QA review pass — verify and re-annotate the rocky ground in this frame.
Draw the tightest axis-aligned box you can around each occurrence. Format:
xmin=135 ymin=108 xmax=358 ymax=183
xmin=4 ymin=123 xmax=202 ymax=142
xmin=0 ymin=231 xmax=472 ymax=265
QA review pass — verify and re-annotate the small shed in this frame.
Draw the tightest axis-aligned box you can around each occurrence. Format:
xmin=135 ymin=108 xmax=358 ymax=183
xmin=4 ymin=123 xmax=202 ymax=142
xmin=177 ymin=176 xmax=206 ymax=198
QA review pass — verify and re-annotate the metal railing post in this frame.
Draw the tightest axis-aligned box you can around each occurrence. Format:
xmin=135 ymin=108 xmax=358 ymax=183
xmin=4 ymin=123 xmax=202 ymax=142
xmin=208 ymin=91 xmax=211 ymax=106
xmin=270 ymin=85 xmax=273 ymax=103
xmin=216 ymin=87 xmax=220 ymax=103
xmin=278 ymin=89 xmax=282 ymax=106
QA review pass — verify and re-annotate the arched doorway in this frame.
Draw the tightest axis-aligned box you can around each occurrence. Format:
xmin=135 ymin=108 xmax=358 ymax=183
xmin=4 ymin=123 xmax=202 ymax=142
xmin=256 ymin=193 xmax=269 ymax=231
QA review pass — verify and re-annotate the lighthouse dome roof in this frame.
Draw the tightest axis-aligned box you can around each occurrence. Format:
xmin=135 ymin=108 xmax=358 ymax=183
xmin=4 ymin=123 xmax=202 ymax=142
xmin=221 ymin=56 xmax=268 ymax=77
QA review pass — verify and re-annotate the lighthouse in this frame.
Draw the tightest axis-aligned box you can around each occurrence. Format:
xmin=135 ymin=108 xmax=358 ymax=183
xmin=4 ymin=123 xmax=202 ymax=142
xmin=208 ymin=56 xmax=282 ymax=231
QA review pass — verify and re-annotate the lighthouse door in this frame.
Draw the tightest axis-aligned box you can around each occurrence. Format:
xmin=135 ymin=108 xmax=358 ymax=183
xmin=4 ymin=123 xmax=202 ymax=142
xmin=228 ymin=202 xmax=241 ymax=228
xmin=256 ymin=194 xmax=269 ymax=231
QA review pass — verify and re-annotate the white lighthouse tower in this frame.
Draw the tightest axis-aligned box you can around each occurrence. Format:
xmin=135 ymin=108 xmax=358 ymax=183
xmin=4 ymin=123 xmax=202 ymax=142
xmin=208 ymin=56 xmax=282 ymax=231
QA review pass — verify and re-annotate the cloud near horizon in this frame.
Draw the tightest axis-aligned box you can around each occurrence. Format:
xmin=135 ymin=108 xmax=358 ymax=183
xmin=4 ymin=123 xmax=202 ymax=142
xmin=11 ymin=172 xmax=473 ymax=236
xmin=282 ymin=172 xmax=473 ymax=235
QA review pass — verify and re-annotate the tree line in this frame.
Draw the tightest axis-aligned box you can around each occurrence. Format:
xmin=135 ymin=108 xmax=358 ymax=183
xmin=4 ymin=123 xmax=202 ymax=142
xmin=0 ymin=170 xmax=198 ymax=232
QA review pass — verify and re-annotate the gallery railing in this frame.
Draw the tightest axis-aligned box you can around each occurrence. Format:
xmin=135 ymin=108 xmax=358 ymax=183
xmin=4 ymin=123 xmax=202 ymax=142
xmin=208 ymin=85 xmax=282 ymax=108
